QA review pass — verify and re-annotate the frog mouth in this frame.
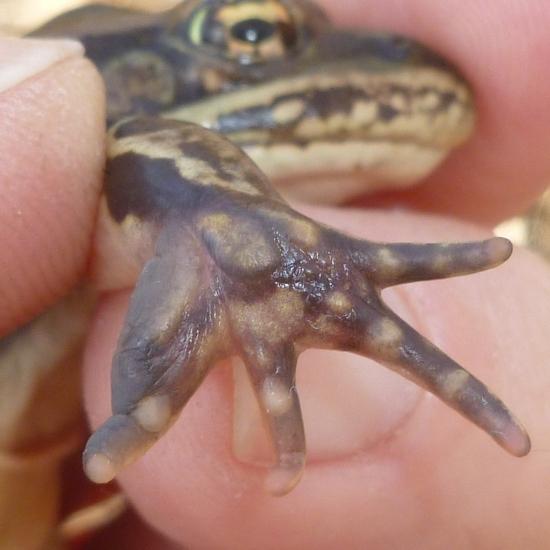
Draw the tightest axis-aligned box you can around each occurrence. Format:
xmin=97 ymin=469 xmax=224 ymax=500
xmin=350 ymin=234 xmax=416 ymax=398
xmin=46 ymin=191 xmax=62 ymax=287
xmin=165 ymin=60 xmax=474 ymax=200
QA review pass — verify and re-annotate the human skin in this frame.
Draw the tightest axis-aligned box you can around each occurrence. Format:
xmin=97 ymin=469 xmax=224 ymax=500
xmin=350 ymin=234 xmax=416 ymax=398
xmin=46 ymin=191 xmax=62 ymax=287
xmin=1 ymin=0 xmax=550 ymax=548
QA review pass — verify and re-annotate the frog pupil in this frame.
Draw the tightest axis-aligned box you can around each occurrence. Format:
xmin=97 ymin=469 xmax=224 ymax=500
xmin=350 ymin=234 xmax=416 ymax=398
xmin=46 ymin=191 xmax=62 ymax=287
xmin=231 ymin=18 xmax=275 ymax=44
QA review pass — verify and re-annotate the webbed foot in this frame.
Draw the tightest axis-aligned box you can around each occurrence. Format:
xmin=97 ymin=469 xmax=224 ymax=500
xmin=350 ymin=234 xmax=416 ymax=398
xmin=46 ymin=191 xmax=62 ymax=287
xmin=85 ymin=118 xmax=530 ymax=494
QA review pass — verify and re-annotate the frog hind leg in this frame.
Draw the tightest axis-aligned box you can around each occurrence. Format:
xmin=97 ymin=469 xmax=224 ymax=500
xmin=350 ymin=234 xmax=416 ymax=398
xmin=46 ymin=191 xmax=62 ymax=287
xmin=85 ymin=116 xmax=530 ymax=490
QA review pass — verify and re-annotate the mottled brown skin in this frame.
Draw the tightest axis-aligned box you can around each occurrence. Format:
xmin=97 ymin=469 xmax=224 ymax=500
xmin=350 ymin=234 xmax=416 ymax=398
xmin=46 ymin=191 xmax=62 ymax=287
xmin=32 ymin=0 xmax=474 ymax=160
xmin=31 ymin=1 xmax=530 ymax=495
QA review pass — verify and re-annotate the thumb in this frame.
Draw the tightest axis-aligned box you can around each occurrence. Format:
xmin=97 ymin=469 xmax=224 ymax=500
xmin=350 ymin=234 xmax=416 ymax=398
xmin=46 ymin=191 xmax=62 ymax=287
xmin=0 ymin=37 xmax=104 ymax=334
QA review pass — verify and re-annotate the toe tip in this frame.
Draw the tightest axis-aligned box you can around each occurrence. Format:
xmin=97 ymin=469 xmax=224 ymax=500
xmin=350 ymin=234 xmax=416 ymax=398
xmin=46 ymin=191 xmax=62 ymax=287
xmin=83 ymin=452 xmax=117 ymax=484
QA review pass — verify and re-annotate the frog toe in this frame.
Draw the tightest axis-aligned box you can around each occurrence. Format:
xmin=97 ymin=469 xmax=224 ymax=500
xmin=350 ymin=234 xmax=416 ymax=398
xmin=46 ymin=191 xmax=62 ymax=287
xmin=350 ymin=299 xmax=530 ymax=457
xmin=240 ymin=344 xmax=306 ymax=495
xmin=354 ymin=236 xmax=513 ymax=287
xmin=294 ymin=229 xmax=529 ymax=458
xmin=84 ymin=221 xmax=227 ymax=483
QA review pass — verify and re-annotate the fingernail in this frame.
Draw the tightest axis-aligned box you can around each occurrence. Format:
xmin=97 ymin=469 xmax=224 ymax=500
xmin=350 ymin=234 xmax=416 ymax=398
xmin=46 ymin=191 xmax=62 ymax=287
xmin=0 ymin=37 xmax=83 ymax=93
xmin=233 ymin=290 xmax=423 ymax=465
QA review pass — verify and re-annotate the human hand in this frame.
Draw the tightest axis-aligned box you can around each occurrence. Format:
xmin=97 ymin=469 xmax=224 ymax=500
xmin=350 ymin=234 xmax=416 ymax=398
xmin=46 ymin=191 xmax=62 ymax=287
xmin=2 ymin=1 xmax=550 ymax=547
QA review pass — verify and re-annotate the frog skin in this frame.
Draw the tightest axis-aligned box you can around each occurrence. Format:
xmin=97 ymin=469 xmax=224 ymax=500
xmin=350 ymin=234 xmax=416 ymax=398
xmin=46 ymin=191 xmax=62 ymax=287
xmin=23 ymin=0 xmax=530 ymax=496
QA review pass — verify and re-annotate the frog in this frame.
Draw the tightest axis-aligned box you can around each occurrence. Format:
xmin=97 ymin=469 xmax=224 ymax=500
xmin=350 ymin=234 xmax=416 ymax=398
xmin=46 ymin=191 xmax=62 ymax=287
xmin=21 ymin=0 xmax=530 ymax=500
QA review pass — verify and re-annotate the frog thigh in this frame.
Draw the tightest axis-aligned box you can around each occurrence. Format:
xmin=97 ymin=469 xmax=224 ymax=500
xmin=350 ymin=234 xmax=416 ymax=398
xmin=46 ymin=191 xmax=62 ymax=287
xmin=92 ymin=196 xmax=160 ymax=292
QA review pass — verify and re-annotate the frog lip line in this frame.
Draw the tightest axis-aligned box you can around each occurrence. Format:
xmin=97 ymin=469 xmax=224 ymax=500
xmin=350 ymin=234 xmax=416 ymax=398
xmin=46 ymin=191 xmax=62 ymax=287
xmin=167 ymin=67 xmax=474 ymax=153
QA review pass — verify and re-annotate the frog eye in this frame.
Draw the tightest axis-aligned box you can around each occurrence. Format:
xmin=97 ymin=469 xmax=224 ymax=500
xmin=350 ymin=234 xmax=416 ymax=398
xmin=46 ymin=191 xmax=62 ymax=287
xmin=188 ymin=0 xmax=300 ymax=63
xmin=231 ymin=17 xmax=278 ymax=44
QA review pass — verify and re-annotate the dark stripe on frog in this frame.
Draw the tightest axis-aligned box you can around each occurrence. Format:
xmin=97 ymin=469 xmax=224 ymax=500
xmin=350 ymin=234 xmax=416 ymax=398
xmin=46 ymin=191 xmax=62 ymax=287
xmin=110 ymin=117 xmax=280 ymax=197
xmin=212 ymin=84 xmax=460 ymax=135
xmin=105 ymin=152 xmax=270 ymax=223
xmin=111 ymin=117 xmax=243 ymax=184
xmin=106 ymin=152 xmax=204 ymax=223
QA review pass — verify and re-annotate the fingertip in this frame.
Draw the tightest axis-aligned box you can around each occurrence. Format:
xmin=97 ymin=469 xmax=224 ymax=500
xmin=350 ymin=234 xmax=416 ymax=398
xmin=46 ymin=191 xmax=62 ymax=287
xmin=0 ymin=37 xmax=83 ymax=92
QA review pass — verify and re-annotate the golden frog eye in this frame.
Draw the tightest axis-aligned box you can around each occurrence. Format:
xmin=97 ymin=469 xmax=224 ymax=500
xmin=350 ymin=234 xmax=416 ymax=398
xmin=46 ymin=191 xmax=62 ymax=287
xmin=188 ymin=0 xmax=300 ymax=64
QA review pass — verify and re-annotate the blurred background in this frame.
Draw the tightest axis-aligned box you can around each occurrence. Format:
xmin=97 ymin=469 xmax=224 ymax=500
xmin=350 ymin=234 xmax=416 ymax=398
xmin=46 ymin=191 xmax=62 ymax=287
xmin=0 ymin=0 xmax=177 ymax=34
